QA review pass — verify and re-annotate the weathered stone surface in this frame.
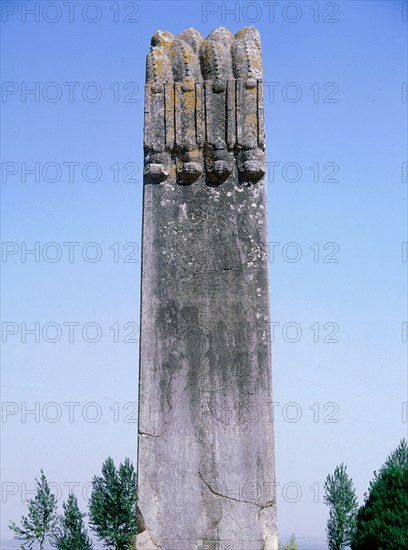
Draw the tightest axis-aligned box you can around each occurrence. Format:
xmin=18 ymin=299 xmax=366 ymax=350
xmin=137 ymin=26 xmax=278 ymax=550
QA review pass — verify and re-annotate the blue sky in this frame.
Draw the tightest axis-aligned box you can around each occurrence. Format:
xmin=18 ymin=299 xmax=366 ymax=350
xmin=1 ymin=0 xmax=407 ymax=545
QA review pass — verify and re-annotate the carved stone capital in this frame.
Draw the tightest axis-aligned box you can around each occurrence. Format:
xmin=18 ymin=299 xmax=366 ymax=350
xmin=144 ymin=26 xmax=266 ymax=186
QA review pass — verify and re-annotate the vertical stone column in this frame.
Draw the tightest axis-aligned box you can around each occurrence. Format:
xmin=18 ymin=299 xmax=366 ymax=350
xmin=137 ymin=26 xmax=278 ymax=550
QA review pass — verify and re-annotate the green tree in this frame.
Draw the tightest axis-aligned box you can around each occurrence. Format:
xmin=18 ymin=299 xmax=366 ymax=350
xmin=370 ymin=438 xmax=408 ymax=486
xmin=281 ymin=533 xmax=298 ymax=549
xmin=352 ymin=439 xmax=408 ymax=550
xmin=9 ymin=470 xmax=59 ymax=549
xmin=89 ymin=457 xmax=137 ymax=550
xmin=54 ymin=493 xmax=93 ymax=550
xmin=324 ymin=463 xmax=358 ymax=550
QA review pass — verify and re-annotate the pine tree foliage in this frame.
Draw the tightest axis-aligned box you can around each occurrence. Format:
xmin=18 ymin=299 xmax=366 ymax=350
xmin=9 ymin=470 xmax=59 ymax=550
xmin=281 ymin=533 xmax=298 ymax=549
xmin=89 ymin=457 xmax=137 ymax=550
xmin=369 ymin=438 xmax=408 ymax=490
xmin=324 ymin=463 xmax=358 ymax=550
xmin=352 ymin=439 xmax=408 ymax=550
xmin=54 ymin=493 xmax=93 ymax=550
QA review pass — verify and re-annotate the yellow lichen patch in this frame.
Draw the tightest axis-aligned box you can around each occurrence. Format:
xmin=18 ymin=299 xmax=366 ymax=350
xmin=179 ymin=44 xmax=196 ymax=65
xmin=251 ymin=57 xmax=263 ymax=77
xmin=195 ymin=93 xmax=203 ymax=110
xmin=153 ymin=55 xmax=164 ymax=76
xmin=234 ymin=26 xmax=260 ymax=43
xmin=167 ymin=85 xmax=175 ymax=102
xmin=201 ymin=43 xmax=211 ymax=67
xmin=151 ymin=30 xmax=174 ymax=48
xmin=181 ymin=88 xmax=196 ymax=111
xmin=168 ymin=48 xmax=177 ymax=62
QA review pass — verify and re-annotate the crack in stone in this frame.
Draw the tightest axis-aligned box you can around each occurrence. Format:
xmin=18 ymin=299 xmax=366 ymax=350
xmin=138 ymin=430 xmax=161 ymax=438
xmin=259 ymin=500 xmax=275 ymax=509
xmin=135 ymin=507 xmax=163 ymax=550
xmin=199 ymin=471 xmax=261 ymax=508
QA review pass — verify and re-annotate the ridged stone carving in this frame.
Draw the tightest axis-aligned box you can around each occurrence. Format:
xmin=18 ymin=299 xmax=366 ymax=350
xmin=144 ymin=26 xmax=266 ymax=186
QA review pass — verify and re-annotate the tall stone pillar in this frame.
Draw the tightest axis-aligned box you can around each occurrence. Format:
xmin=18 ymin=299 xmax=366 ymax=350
xmin=136 ymin=26 xmax=278 ymax=550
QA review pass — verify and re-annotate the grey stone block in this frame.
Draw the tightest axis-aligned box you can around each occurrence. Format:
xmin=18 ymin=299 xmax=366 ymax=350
xmin=137 ymin=26 xmax=278 ymax=550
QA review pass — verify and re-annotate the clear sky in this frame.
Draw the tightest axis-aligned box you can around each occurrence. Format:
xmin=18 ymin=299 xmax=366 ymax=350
xmin=1 ymin=0 xmax=407 ymax=546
